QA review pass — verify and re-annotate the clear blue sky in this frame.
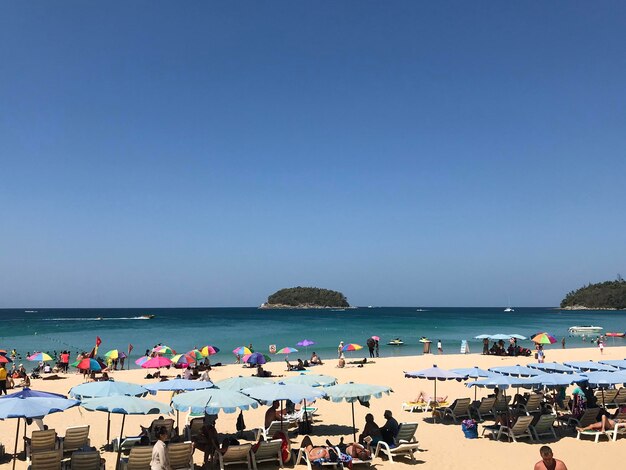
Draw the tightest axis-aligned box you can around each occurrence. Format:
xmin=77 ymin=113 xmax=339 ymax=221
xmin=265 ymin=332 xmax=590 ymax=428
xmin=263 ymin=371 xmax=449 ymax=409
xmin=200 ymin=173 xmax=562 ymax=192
xmin=2 ymin=2 xmax=625 ymax=308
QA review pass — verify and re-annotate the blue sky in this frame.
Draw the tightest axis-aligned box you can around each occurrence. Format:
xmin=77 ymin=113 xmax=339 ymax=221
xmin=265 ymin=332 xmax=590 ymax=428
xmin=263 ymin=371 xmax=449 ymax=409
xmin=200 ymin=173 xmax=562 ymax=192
xmin=1 ymin=2 xmax=625 ymax=308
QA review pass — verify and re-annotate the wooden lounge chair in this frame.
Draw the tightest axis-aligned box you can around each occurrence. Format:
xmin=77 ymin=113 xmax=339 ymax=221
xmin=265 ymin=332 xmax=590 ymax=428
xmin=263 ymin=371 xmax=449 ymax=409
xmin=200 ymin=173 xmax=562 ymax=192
xmin=184 ymin=418 xmax=204 ymax=442
xmin=496 ymin=415 xmax=534 ymax=442
xmin=121 ymin=446 xmax=153 ymax=470
xmin=611 ymin=388 xmax=626 ymax=407
xmin=530 ymin=414 xmax=557 ymax=441
xmin=26 ymin=429 xmax=59 ymax=462
xmin=68 ymin=450 xmax=106 ymax=470
xmin=441 ymin=398 xmax=472 ymax=423
xmin=516 ymin=394 xmax=543 ymax=415
xmin=471 ymin=396 xmax=496 ymax=421
xmin=595 ymin=389 xmax=618 ymax=408
xmin=255 ymin=421 xmax=290 ymax=441
xmin=60 ymin=425 xmax=91 ymax=457
xmin=565 ymin=408 xmax=598 ymax=430
xmin=374 ymin=422 xmax=420 ymax=463
xmin=251 ymin=439 xmax=283 ymax=469
xmin=214 ymin=444 xmax=252 ymax=470
xmin=168 ymin=441 xmax=194 ymax=470
xmin=148 ymin=418 xmax=175 ymax=443
xmin=29 ymin=449 xmax=62 ymax=470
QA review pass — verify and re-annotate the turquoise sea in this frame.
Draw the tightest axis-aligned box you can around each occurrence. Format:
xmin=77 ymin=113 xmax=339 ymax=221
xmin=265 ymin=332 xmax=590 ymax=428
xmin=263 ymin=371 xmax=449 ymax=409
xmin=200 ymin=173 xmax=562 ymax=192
xmin=2 ymin=307 xmax=626 ymax=365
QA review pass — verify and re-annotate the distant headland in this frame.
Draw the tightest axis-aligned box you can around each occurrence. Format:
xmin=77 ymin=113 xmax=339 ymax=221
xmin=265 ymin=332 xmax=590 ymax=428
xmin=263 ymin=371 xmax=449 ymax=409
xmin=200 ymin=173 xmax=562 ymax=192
xmin=560 ymin=278 xmax=626 ymax=310
xmin=260 ymin=286 xmax=350 ymax=309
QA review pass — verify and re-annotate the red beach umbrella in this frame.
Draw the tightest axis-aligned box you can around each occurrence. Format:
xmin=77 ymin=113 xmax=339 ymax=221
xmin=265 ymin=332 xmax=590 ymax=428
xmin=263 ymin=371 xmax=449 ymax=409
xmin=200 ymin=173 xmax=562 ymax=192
xmin=141 ymin=356 xmax=172 ymax=369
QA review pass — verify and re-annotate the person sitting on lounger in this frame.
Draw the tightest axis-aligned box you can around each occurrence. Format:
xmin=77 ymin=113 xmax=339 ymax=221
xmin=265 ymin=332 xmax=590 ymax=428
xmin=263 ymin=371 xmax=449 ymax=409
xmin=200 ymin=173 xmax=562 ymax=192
xmin=380 ymin=410 xmax=399 ymax=445
xmin=414 ymin=391 xmax=448 ymax=406
xmin=300 ymin=436 xmax=353 ymax=464
xmin=359 ymin=413 xmax=382 ymax=446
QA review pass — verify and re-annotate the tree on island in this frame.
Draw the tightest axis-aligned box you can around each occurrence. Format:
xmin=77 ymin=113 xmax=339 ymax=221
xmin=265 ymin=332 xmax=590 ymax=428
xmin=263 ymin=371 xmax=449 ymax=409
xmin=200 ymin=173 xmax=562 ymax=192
xmin=266 ymin=287 xmax=350 ymax=308
xmin=561 ymin=278 xmax=626 ymax=309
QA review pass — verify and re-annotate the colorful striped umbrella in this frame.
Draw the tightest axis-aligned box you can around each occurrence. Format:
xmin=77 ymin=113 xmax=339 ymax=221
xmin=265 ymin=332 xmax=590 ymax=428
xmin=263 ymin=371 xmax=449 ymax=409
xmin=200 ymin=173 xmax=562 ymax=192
xmin=104 ymin=349 xmax=127 ymax=360
xmin=276 ymin=347 xmax=298 ymax=354
xmin=200 ymin=345 xmax=220 ymax=357
xmin=531 ymin=333 xmax=557 ymax=345
xmin=76 ymin=358 xmax=104 ymax=371
xmin=297 ymin=340 xmax=315 ymax=347
xmin=152 ymin=345 xmax=175 ymax=355
xmin=341 ymin=343 xmax=363 ymax=352
xmin=243 ymin=352 xmax=270 ymax=365
xmin=27 ymin=352 xmax=52 ymax=362
xmin=134 ymin=356 xmax=151 ymax=366
xmin=186 ymin=349 xmax=205 ymax=361
xmin=233 ymin=346 xmax=252 ymax=356
xmin=0 ymin=355 xmax=12 ymax=364
xmin=171 ymin=354 xmax=195 ymax=367
xmin=141 ymin=356 xmax=173 ymax=369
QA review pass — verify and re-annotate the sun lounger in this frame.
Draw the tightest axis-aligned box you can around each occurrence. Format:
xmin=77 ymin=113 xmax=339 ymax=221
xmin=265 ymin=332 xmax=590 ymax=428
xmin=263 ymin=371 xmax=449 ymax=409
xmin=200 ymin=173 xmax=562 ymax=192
xmin=441 ymin=398 xmax=471 ymax=423
xmin=168 ymin=441 xmax=194 ymax=470
xmin=564 ymin=408 xmax=598 ymax=431
xmin=60 ymin=426 xmax=90 ymax=457
xmin=214 ymin=443 xmax=253 ymax=470
xmin=147 ymin=418 xmax=175 ymax=443
xmin=496 ymin=415 xmax=534 ymax=442
xmin=471 ymin=396 xmax=496 ymax=421
xmin=530 ymin=414 xmax=557 ymax=441
xmin=184 ymin=418 xmax=204 ymax=442
xmin=251 ymin=439 xmax=283 ymax=469
xmin=374 ymin=422 xmax=420 ymax=463
xmin=493 ymin=395 xmax=512 ymax=414
xmin=606 ymin=413 xmax=626 ymax=442
xmin=255 ymin=421 xmax=291 ymax=441
xmin=121 ymin=446 xmax=153 ymax=470
xmin=28 ymin=449 xmax=62 ymax=470
xmin=26 ymin=429 xmax=59 ymax=462
xmin=112 ymin=437 xmax=142 ymax=455
xmin=516 ymin=393 xmax=543 ymax=415
xmin=595 ymin=389 xmax=618 ymax=407
xmin=67 ymin=450 xmax=106 ymax=470
xmin=611 ymin=388 xmax=626 ymax=407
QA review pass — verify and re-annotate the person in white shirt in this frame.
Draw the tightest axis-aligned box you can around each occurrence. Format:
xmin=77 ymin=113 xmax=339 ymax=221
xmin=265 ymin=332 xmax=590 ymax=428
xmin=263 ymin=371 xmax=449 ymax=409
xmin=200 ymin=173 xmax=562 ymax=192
xmin=183 ymin=368 xmax=192 ymax=380
xmin=150 ymin=426 xmax=171 ymax=470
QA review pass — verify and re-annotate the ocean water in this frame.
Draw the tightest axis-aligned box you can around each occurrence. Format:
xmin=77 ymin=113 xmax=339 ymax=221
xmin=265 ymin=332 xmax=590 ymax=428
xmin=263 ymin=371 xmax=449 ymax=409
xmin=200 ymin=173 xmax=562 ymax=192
xmin=2 ymin=307 xmax=626 ymax=365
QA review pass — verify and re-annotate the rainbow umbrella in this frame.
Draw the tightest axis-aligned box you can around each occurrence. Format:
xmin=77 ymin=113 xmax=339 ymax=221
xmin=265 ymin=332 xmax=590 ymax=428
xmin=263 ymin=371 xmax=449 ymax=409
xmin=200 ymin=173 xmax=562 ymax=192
xmin=531 ymin=333 xmax=557 ymax=345
xmin=171 ymin=354 xmax=196 ymax=367
xmin=152 ymin=345 xmax=175 ymax=355
xmin=342 ymin=344 xmax=363 ymax=352
xmin=186 ymin=349 xmax=205 ymax=361
xmin=200 ymin=345 xmax=220 ymax=357
xmin=0 ymin=355 xmax=12 ymax=364
xmin=27 ymin=352 xmax=52 ymax=362
xmin=134 ymin=356 xmax=151 ymax=366
xmin=104 ymin=349 xmax=127 ymax=360
xmin=243 ymin=353 xmax=271 ymax=365
xmin=76 ymin=358 xmax=104 ymax=371
xmin=141 ymin=356 xmax=172 ymax=369
xmin=276 ymin=347 xmax=298 ymax=355
xmin=233 ymin=346 xmax=252 ymax=356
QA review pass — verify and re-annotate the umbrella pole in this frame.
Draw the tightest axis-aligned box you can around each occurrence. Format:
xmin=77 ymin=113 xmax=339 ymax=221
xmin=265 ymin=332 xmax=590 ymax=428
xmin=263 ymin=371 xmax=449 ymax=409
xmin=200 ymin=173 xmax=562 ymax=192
xmin=177 ymin=410 xmax=180 ymax=432
xmin=107 ymin=412 xmax=111 ymax=444
xmin=116 ymin=414 xmax=126 ymax=470
xmin=12 ymin=418 xmax=20 ymax=470
xmin=351 ymin=401 xmax=356 ymax=443
xmin=474 ymin=378 xmax=478 ymax=401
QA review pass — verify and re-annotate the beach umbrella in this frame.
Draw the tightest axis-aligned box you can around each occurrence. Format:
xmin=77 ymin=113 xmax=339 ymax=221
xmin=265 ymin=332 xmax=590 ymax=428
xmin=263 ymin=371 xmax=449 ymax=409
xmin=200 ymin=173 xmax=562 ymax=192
xmin=241 ymin=382 xmax=326 ymax=405
xmin=69 ymin=380 xmax=148 ymax=443
xmin=531 ymin=333 xmax=557 ymax=344
xmin=144 ymin=378 xmax=214 ymax=429
xmin=489 ymin=334 xmax=513 ymax=341
xmin=297 ymin=340 xmax=315 ymax=347
xmin=532 ymin=373 xmax=587 ymax=389
xmin=243 ymin=352 xmax=269 ymax=365
xmin=342 ymin=344 xmax=363 ymax=352
xmin=276 ymin=347 xmax=298 ymax=355
xmin=171 ymin=354 xmax=195 ymax=367
xmin=508 ymin=334 xmax=527 ymax=340
xmin=474 ymin=334 xmax=491 ymax=339
xmin=27 ymin=352 xmax=52 ymax=362
xmin=564 ymin=361 xmax=618 ymax=372
xmin=172 ymin=388 xmax=259 ymax=415
xmin=371 ymin=336 xmax=380 ymax=341
xmin=489 ymin=365 xmax=541 ymax=377
xmin=104 ymin=350 xmax=120 ymax=360
xmin=581 ymin=371 xmax=626 ymax=407
xmin=282 ymin=373 xmax=337 ymax=387
xmin=141 ymin=356 xmax=173 ymax=369
xmin=467 ymin=375 xmax=540 ymax=390
xmin=599 ymin=359 xmax=626 ymax=370
xmin=0 ymin=355 xmax=12 ymax=364
xmin=81 ymin=396 xmax=171 ymax=469
xmin=215 ymin=376 xmax=274 ymax=392
xmin=405 ymin=366 xmax=467 ymax=412
xmin=152 ymin=345 xmax=175 ymax=355
xmin=75 ymin=358 xmax=104 ymax=371
xmin=200 ymin=345 xmax=220 ymax=357
xmin=324 ymin=382 xmax=392 ymax=442
xmin=0 ymin=388 xmax=79 ymax=470
xmin=186 ymin=349 xmax=205 ymax=361
xmin=134 ymin=355 xmax=151 ymax=366
xmin=527 ymin=362 xmax=576 ymax=373
xmin=233 ymin=346 xmax=252 ymax=356
xmin=451 ymin=367 xmax=493 ymax=400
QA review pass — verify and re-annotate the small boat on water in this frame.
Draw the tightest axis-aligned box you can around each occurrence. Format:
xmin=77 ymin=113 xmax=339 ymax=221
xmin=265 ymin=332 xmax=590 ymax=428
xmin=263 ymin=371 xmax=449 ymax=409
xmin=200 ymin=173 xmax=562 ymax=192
xmin=606 ymin=332 xmax=626 ymax=338
xmin=387 ymin=338 xmax=404 ymax=346
xmin=504 ymin=307 xmax=514 ymax=312
xmin=139 ymin=314 xmax=156 ymax=320
xmin=569 ymin=325 xmax=603 ymax=334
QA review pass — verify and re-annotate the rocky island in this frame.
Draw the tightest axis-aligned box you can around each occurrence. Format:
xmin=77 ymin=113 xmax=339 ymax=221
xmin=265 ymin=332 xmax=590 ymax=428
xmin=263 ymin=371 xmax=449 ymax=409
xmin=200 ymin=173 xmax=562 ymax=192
xmin=260 ymin=286 xmax=350 ymax=309
xmin=560 ymin=278 xmax=626 ymax=310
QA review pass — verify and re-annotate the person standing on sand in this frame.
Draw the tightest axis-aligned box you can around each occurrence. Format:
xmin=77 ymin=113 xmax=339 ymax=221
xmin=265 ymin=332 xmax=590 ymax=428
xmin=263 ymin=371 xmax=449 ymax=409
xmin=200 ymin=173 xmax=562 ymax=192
xmin=534 ymin=445 xmax=567 ymax=470
xmin=375 ymin=340 xmax=379 ymax=357
xmin=338 ymin=341 xmax=344 ymax=358
xmin=437 ymin=340 xmax=443 ymax=354
xmin=0 ymin=364 xmax=7 ymax=395
xmin=599 ymin=339 xmax=605 ymax=354
xmin=561 ymin=338 xmax=565 ymax=349
xmin=150 ymin=426 xmax=171 ymax=470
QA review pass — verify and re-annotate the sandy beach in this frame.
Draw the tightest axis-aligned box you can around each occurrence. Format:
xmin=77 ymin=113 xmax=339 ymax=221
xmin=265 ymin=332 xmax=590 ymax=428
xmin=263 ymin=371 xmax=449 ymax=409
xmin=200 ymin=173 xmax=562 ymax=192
xmin=2 ymin=345 xmax=625 ymax=470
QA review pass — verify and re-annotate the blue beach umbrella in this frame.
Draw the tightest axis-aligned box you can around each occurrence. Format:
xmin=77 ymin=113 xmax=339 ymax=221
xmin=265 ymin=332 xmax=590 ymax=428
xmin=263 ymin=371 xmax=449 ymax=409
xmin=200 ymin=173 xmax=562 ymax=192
xmin=81 ymin=396 xmax=171 ymax=468
xmin=474 ymin=334 xmax=492 ymax=339
xmin=69 ymin=380 xmax=149 ymax=444
xmin=533 ymin=373 xmax=587 ymax=388
xmin=581 ymin=371 xmax=626 ymax=407
xmin=215 ymin=376 xmax=274 ymax=392
xmin=451 ymin=366 xmax=494 ymax=400
xmin=599 ymin=359 xmax=626 ymax=370
xmin=489 ymin=365 xmax=541 ymax=377
xmin=405 ymin=365 xmax=467 ymax=406
xmin=0 ymin=388 xmax=79 ymax=470
xmin=282 ymin=373 xmax=337 ymax=387
xmin=527 ymin=362 xmax=576 ymax=373
xmin=323 ymin=382 xmax=392 ymax=441
xmin=564 ymin=361 xmax=618 ymax=372
xmin=172 ymin=388 xmax=259 ymax=415
xmin=145 ymin=378 xmax=215 ymax=429
xmin=467 ymin=375 xmax=540 ymax=390
xmin=508 ymin=334 xmax=527 ymax=340
xmin=241 ymin=382 xmax=326 ymax=405
xmin=490 ymin=334 xmax=514 ymax=340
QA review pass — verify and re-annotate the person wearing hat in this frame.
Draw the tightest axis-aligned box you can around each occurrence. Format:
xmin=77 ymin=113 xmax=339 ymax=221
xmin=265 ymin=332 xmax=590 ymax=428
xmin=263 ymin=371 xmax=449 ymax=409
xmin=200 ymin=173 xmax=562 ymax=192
xmin=337 ymin=341 xmax=344 ymax=358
